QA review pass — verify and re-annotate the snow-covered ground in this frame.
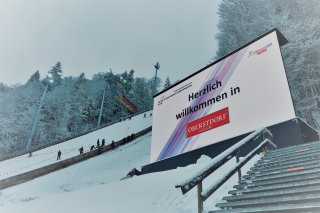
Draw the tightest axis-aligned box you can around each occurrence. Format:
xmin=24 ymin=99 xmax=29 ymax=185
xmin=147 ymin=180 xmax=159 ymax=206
xmin=0 ymin=112 xmax=152 ymax=180
xmin=0 ymin=110 xmax=261 ymax=213
xmin=0 ymin=136 xmax=260 ymax=212
xmin=0 ymin=133 xmax=152 ymax=208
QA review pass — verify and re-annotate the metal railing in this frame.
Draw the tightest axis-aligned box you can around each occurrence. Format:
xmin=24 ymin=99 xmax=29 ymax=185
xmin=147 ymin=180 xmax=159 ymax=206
xmin=175 ymin=128 xmax=276 ymax=213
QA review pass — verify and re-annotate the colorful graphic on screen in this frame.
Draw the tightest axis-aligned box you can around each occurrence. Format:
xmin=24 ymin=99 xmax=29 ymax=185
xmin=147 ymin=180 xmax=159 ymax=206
xmin=151 ymin=31 xmax=295 ymax=163
xmin=156 ymin=48 xmax=247 ymax=161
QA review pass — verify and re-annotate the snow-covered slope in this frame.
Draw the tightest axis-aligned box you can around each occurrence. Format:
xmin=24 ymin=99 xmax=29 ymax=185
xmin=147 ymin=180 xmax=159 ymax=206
xmin=0 ymin=133 xmax=151 ymax=208
xmin=0 ymin=110 xmax=259 ymax=213
xmin=0 ymin=112 xmax=152 ymax=180
xmin=0 ymin=134 xmax=259 ymax=212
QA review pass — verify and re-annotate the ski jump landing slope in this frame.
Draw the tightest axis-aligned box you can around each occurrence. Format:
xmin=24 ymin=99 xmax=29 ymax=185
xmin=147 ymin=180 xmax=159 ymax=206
xmin=0 ymin=117 xmax=258 ymax=213
xmin=0 ymin=112 xmax=152 ymax=180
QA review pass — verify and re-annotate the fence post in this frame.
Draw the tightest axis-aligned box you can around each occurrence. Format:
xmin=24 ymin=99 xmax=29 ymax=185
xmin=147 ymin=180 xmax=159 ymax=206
xmin=236 ymin=152 xmax=242 ymax=181
xmin=197 ymin=182 xmax=203 ymax=213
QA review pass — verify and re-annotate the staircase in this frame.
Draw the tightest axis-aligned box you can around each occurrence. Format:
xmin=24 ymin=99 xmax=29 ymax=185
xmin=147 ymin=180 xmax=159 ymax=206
xmin=210 ymin=140 xmax=320 ymax=213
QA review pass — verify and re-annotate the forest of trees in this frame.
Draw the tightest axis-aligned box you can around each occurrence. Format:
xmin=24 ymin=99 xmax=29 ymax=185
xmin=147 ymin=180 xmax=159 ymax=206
xmin=216 ymin=0 xmax=320 ymax=129
xmin=2 ymin=0 xmax=320 ymax=157
xmin=0 ymin=62 xmax=171 ymax=156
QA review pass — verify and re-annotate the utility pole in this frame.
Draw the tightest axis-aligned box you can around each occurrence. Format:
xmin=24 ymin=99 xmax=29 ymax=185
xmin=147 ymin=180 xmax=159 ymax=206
xmin=97 ymin=83 xmax=107 ymax=128
xmin=26 ymin=84 xmax=49 ymax=152
xmin=153 ymin=62 xmax=160 ymax=95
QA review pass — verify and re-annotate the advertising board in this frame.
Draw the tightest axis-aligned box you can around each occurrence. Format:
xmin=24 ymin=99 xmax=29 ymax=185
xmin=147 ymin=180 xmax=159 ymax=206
xmin=151 ymin=30 xmax=295 ymax=163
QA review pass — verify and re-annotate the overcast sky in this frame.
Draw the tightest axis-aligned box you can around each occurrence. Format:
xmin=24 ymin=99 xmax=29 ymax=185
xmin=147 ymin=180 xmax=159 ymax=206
xmin=0 ymin=0 xmax=221 ymax=85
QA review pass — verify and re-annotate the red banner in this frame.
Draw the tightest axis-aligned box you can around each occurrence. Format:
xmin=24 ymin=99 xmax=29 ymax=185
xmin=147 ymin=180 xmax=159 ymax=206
xmin=187 ymin=107 xmax=230 ymax=138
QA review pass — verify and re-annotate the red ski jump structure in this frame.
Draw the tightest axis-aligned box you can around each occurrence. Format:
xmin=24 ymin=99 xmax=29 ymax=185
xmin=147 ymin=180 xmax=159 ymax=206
xmin=107 ymin=78 xmax=139 ymax=114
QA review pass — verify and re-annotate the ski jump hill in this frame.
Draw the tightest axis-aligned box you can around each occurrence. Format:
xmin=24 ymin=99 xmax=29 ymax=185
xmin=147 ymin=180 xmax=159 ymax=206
xmin=2 ymin=118 xmax=320 ymax=213
xmin=0 ymin=111 xmax=152 ymax=190
xmin=2 ymin=28 xmax=320 ymax=212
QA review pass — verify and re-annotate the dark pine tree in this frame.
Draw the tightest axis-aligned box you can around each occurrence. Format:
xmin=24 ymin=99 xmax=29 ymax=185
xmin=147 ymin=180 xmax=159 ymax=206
xmin=163 ymin=76 xmax=172 ymax=89
xmin=48 ymin=61 xmax=63 ymax=86
xmin=27 ymin=70 xmax=41 ymax=84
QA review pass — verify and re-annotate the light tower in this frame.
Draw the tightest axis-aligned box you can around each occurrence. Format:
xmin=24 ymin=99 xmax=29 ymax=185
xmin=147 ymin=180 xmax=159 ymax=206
xmin=153 ymin=62 xmax=160 ymax=95
xmin=26 ymin=78 xmax=53 ymax=152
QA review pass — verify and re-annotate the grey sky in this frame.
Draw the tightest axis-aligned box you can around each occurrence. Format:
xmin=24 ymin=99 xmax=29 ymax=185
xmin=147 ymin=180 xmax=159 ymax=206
xmin=0 ymin=0 xmax=220 ymax=86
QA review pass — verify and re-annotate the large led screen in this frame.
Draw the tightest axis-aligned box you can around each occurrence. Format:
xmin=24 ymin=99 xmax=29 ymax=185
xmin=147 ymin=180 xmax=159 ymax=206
xmin=151 ymin=31 xmax=296 ymax=163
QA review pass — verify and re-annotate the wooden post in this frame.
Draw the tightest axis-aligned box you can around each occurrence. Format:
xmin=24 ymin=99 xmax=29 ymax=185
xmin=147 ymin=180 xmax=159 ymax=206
xmin=197 ymin=182 xmax=203 ymax=213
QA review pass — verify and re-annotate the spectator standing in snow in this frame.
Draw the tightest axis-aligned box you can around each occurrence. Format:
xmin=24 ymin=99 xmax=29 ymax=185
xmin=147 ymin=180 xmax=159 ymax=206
xmin=57 ymin=150 xmax=62 ymax=160
xmin=79 ymin=146 xmax=84 ymax=154
xmin=28 ymin=152 xmax=32 ymax=157
xmin=90 ymin=145 xmax=95 ymax=151
xmin=143 ymin=113 xmax=146 ymax=118
xmin=111 ymin=140 xmax=115 ymax=149
xmin=102 ymin=139 xmax=105 ymax=146
xmin=97 ymin=139 xmax=100 ymax=148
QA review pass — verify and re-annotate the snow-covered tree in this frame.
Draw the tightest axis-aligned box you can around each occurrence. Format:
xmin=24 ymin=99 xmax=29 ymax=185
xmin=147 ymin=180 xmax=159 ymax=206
xmin=0 ymin=82 xmax=10 ymax=93
xmin=133 ymin=77 xmax=153 ymax=110
xmin=48 ymin=61 xmax=63 ymax=87
xmin=163 ymin=76 xmax=172 ymax=89
xmin=120 ymin=69 xmax=135 ymax=94
xmin=27 ymin=70 xmax=41 ymax=84
xmin=216 ymin=0 xmax=320 ymax=129
xmin=0 ymin=66 xmax=155 ymax=156
xmin=150 ymin=76 xmax=162 ymax=96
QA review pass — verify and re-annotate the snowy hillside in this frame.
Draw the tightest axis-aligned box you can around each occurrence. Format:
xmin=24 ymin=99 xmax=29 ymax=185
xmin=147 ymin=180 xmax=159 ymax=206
xmin=0 ymin=109 xmax=259 ymax=213
xmin=0 ymin=112 xmax=152 ymax=180
xmin=0 ymin=133 xmax=152 ymax=209
xmin=0 ymin=139 xmax=259 ymax=212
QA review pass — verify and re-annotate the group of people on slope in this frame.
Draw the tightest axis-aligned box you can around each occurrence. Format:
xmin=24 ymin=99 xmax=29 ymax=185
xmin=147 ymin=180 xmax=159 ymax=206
xmin=31 ymin=112 xmax=149 ymax=161
xmin=55 ymin=138 xmax=116 ymax=161
xmin=81 ymin=138 xmax=116 ymax=155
